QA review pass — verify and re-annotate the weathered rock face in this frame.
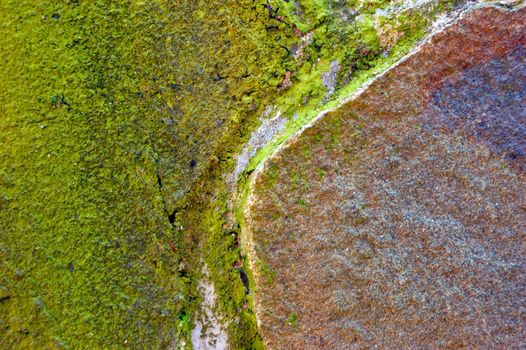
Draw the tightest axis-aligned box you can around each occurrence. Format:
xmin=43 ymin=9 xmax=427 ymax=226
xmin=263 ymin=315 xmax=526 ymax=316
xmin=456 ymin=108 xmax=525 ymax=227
xmin=0 ymin=0 xmax=472 ymax=347
xmin=247 ymin=5 xmax=526 ymax=349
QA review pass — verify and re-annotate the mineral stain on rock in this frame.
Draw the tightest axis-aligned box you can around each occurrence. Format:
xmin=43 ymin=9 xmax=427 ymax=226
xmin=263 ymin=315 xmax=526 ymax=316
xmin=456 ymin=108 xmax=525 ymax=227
xmin=247 ymin=5 xmax=526 ymax=349
xmin=429 ymin=47 xmax=526 ymax=169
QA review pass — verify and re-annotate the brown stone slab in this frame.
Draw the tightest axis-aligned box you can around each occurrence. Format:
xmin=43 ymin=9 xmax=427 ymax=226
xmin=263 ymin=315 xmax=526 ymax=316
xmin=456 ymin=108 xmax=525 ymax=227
xmin=247 ymin=5 xmax=526 ymax=349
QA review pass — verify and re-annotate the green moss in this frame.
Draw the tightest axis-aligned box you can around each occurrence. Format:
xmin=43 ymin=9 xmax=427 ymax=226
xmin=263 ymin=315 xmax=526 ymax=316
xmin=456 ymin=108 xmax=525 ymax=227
xmin=287 ymin=312 xmax=299 ymax=327
xmin=290 ymin=172 xmax=301 ymax=190
xmin=259 ymin=261 xmax=277 ymax=287
xmin=0 ymin=0 xmax=283 ymax=348
xmin=315 ymin=167 xmax=327 ymax=178
xmin=0 ymin=1 xmax=185 ymax=347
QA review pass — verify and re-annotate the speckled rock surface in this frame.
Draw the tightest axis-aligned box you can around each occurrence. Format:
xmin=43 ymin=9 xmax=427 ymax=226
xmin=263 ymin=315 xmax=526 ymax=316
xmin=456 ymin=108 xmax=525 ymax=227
xmin=0 ymin=0 xmax=473 ymax=347
xmin=247 ymin=5 xmax=526 ymax=349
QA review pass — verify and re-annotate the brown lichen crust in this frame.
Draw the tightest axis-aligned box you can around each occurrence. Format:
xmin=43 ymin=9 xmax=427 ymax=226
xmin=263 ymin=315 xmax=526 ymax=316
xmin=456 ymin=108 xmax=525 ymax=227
xmin=248 ymin=6 xmax=526 ymax=349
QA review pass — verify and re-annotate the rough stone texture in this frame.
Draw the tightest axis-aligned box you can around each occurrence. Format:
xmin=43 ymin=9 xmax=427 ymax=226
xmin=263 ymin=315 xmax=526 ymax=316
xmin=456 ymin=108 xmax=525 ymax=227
xmin=247 ymin=6 xmax=526 ymax=349
xmin=191 ymin=266 xmax=228 ymax=350
xmin=0 ymin=0 xmax=469 ymax=347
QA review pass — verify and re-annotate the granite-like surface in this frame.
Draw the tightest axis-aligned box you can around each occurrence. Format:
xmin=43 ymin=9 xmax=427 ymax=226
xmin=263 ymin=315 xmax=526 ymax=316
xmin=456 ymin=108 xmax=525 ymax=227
xmin=247 ymin=6 xmax=526 ymax=349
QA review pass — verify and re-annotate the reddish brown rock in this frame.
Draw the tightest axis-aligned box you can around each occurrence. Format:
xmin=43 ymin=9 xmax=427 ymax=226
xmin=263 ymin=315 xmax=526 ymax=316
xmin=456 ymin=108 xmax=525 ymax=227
xmin=246 ymin=6 xmax=526 ymax=349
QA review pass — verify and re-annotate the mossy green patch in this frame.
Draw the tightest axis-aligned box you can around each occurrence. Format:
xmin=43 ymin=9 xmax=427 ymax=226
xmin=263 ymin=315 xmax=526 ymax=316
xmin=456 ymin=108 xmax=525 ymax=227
xmin=0 ymin=1 xmax=185 ymax=348
xmin=0 ymin=0 xmax=285 ymax=347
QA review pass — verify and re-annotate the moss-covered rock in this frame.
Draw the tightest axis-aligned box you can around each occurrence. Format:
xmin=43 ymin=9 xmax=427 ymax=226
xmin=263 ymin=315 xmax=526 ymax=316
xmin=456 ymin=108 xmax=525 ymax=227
xmin=1 ymin=0 xmax=472 ymax=348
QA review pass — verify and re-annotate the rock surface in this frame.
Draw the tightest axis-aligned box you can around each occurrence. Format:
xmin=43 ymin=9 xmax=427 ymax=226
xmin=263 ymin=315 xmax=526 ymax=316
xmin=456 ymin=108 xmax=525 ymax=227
xmin=247 ymin=5 xmax=526 ymax=349
xmin=0 ymin=0 xmax=468 ymax=347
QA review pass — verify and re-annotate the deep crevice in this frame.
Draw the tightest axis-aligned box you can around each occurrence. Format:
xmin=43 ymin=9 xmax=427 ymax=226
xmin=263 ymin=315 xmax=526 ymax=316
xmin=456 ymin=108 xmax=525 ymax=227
xmin=155 ymin=172 xmax=176 ymax=226
xmin=168 ymin=209 xmax=177 ymax=225
xmin=238 ymin=267 xmax=250 ymax=294
xmin=157 ymin=174 xmax=163 ymax=189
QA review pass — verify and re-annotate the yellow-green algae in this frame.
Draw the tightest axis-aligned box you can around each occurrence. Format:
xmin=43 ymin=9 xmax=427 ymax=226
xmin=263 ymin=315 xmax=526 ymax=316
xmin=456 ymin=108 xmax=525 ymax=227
xmin=0 ymin=0 xmax=461 ymax=348
xmin=0 ymin=2 xmax=183 ymax=348
xmin=0 ymin=1 xmax=281 ymax=347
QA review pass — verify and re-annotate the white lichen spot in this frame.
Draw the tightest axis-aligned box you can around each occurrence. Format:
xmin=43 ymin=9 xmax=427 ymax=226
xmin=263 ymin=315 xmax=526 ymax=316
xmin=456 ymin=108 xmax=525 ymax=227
xmin=322 ymin=60 xmax=340 ymax=97
xmin=191 ymin=266 xmax=228 ymax=350
xmin=226 ymin=107 xmax=287 ymax=190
